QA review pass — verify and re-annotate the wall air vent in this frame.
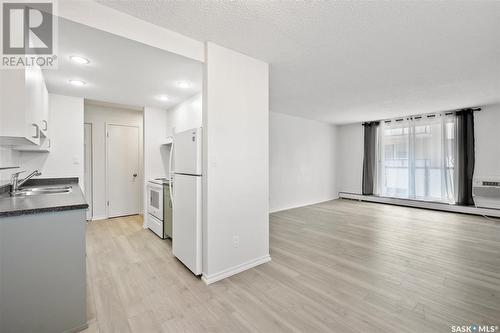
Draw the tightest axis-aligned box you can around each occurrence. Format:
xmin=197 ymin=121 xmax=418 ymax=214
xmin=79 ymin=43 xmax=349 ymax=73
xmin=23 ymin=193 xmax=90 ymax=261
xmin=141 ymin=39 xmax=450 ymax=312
xmin=472 ymin=179 xmax=500 ymax=210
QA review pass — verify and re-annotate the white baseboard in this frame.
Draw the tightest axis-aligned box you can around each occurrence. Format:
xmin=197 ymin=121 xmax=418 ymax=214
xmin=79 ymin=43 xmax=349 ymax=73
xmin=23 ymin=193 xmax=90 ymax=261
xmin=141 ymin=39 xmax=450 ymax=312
xmin=269 ymin=196 xmax=339 ymax=214
xmin=90 ymin=215 xmax=107 ymax=221
xmin=339 ymin=192 xmax=500 ymax=218
xmin=202 ymin=254 xmax=271 ymax=285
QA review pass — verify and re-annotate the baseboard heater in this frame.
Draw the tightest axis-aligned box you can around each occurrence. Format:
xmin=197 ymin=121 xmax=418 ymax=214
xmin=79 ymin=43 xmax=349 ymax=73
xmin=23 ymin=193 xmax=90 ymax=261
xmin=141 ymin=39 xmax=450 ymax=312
xmin=338 ymin=192 xmax=500 ymax=218
xmin=473 ymin=179 xmax=500 ymax=210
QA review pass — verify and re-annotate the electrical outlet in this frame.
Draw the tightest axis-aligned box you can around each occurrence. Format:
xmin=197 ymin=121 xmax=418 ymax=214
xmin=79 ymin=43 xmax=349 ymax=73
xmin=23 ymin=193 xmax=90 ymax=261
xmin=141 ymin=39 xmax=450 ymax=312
xmin=233 ymin=236 xmax=239 ymax=248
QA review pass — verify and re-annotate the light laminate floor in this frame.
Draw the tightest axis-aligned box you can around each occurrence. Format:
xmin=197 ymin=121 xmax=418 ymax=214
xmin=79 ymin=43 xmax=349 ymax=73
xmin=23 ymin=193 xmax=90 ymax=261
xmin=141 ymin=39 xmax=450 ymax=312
xmin=83 ymin=199 xmax=500 ymax=333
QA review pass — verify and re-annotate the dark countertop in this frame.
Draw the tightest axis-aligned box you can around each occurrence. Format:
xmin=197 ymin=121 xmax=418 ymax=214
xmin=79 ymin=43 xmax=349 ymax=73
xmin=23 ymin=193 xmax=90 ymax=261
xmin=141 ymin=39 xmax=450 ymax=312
xmin=0 ymin=178 xmax=89 ymax=217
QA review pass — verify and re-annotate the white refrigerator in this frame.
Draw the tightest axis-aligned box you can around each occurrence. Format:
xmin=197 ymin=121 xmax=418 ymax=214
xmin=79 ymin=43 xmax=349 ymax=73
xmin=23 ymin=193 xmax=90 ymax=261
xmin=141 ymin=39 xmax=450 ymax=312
xmin=172 ymin=127 xmax=202 ymax=275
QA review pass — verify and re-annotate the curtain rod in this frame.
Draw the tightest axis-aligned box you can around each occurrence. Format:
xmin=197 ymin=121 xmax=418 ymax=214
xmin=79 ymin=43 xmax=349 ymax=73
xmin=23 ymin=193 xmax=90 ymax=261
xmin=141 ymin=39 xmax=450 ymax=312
xmin=363 ymin=107 xmax=481 ymax=126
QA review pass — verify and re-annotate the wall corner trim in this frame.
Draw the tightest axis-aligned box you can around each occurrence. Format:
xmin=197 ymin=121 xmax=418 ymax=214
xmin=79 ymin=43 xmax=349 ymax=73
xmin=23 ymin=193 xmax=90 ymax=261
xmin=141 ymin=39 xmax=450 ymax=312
xmin=201 ymin=255 xmax=271 ymax=285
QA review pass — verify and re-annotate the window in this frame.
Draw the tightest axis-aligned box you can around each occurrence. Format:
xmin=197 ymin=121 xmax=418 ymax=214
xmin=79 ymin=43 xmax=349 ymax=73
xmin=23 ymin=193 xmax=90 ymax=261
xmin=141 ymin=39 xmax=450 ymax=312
xmin=377 ymin=114 xmax=456 ymax=203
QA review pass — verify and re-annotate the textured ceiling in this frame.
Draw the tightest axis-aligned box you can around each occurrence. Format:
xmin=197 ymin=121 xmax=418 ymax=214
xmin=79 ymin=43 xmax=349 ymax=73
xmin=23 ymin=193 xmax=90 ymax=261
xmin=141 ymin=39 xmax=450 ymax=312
xmin=98 ymin=1 xmax=500 ymax=124
xmin=44 ymin=18 xmax=202 ymax=109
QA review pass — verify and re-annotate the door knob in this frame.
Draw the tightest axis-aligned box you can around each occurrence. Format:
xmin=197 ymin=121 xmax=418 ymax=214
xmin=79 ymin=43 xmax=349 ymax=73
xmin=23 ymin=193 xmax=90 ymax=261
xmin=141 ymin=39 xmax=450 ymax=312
xmin=133 ymin=173 xmax=138 ymax=177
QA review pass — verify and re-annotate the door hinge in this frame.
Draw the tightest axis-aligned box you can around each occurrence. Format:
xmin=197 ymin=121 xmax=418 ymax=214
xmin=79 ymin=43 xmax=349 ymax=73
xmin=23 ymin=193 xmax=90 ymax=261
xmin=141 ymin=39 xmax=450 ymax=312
xmin=107 ymin=201 xmax=109 ymax=206
xmin=106 ymin=132 xmax=109 ymax=138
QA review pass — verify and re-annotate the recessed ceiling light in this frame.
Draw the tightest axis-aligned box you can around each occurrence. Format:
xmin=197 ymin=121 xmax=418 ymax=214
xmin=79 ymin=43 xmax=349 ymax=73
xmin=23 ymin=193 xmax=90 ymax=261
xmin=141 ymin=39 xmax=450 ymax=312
xmin=158 ymin=95 xmax=169 ymax=101
xmin=176 ymin=81 xmax=191 ymax=89
xmin=69 ymin=79 xmax=86 ymax=86
xmin=69 ymin=56 xmax=90 ymax=65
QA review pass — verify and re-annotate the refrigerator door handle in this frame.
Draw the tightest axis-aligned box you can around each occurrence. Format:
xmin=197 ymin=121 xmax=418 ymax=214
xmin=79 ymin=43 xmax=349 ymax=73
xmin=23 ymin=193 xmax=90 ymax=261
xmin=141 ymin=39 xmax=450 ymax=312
xmin=169 ymin=139 xmax=175 ymax=207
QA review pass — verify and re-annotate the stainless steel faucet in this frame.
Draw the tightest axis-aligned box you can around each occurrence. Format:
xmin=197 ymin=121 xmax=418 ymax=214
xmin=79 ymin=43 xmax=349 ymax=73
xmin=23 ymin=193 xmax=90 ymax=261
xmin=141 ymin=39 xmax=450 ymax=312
xmin=11 ymin=170 xmax=42 ymax=193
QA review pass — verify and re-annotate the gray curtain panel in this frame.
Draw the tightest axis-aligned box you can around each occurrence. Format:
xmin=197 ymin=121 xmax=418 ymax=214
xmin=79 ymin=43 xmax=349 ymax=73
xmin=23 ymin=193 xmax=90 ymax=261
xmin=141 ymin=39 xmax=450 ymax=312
xmin=362 ymin=121 xmax=379 ymax=195
xmin=456 ymin=109 xmax=475 ymax=206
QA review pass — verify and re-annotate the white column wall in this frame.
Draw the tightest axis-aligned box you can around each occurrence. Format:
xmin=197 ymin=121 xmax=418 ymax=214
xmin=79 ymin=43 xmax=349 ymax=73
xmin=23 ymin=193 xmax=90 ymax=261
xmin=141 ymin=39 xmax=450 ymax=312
xmin=203 ymin=42 xmax=270 ymax=283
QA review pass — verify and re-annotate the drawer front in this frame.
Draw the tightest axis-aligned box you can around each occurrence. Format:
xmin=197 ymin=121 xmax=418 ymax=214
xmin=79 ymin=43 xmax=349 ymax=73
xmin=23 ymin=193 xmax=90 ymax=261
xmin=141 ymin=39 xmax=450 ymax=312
xmin=147 ymin=214 xmax=164 ymax=238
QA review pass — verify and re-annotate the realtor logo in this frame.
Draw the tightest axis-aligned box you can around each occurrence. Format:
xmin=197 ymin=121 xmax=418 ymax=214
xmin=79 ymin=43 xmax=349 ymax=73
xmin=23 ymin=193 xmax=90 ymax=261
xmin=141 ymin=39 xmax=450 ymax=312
xmin=3 ymin=2 xmax=53 ymax=54
xmin=1 ymin=0 xmax=57 ymax=68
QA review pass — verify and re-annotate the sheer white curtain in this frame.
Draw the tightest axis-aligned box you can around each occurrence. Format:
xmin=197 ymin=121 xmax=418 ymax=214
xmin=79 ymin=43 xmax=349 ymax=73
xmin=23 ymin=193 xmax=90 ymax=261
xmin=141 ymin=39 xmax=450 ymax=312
xmin=376 ymin=114 xmax=457 ymax=203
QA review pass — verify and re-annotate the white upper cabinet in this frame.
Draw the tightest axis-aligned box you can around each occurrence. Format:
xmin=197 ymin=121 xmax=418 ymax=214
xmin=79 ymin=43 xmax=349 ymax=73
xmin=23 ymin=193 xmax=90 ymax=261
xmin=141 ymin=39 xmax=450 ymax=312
xmin=0 ymin=66 xmax=49 ymax=146
xmin=32 ymin=66 xmax=50 ymax=138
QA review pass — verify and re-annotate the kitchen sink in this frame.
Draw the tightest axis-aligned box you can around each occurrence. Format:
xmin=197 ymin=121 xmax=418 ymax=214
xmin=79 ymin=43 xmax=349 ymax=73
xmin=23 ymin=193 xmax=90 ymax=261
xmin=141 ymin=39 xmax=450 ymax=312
xmin=11 ymin=187 xmax=72 ymax=197
xmin=23 ymin=186 xmax=72 ymax=192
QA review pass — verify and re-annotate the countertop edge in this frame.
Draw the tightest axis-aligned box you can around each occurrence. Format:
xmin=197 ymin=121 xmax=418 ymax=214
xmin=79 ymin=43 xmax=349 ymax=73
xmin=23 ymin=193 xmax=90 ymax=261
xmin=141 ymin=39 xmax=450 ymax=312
xmin=0 ymin=203 xmax=89 ymax=218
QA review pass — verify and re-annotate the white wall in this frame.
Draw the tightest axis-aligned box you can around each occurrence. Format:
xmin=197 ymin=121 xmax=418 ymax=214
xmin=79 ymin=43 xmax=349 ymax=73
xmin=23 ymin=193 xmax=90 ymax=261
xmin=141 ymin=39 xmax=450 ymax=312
xmin=336 ymin=123 xmax=364 ymax=194
xmin=162 ymin=93 xmax=203 ymax=176
xmin=203 ymin=42 xmax=269 ymax=283
xmin=336 ymin=104 xmax=500 ymax=194
xmin=144 ymin=107 xmax=169 ymax=181
xmin=0 ymin=148 xmax=20 ymax=184
xmin=84 ymin=103 xmax=143 ymax=220
xmin=269 ymin=112 xmax=339 ymax=212
xmin=17 ymin=94 xmax=85 ymax=188
xmin=474 ymin=104 xmax=500 ymax=180
xmin=143 ymin=94 xmax=202 ymax=185
xmin=166 ymin=93 xmax=202 ymax=138
xmin=143 ymin=106 xmax=169 ymax=222
xmin=0 ymin=94 xmax=84 ymax=187
xmin=0 ymin=69 xmax=11 ymax=184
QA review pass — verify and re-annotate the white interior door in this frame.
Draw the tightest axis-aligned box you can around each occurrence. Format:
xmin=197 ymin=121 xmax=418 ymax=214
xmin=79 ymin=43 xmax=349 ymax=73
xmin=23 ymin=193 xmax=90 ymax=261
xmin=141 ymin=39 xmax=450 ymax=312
xmin=84 ymin=123 xmax=93 ymax=220
xmin=107 ymin=124 xmax=140 ymax=218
